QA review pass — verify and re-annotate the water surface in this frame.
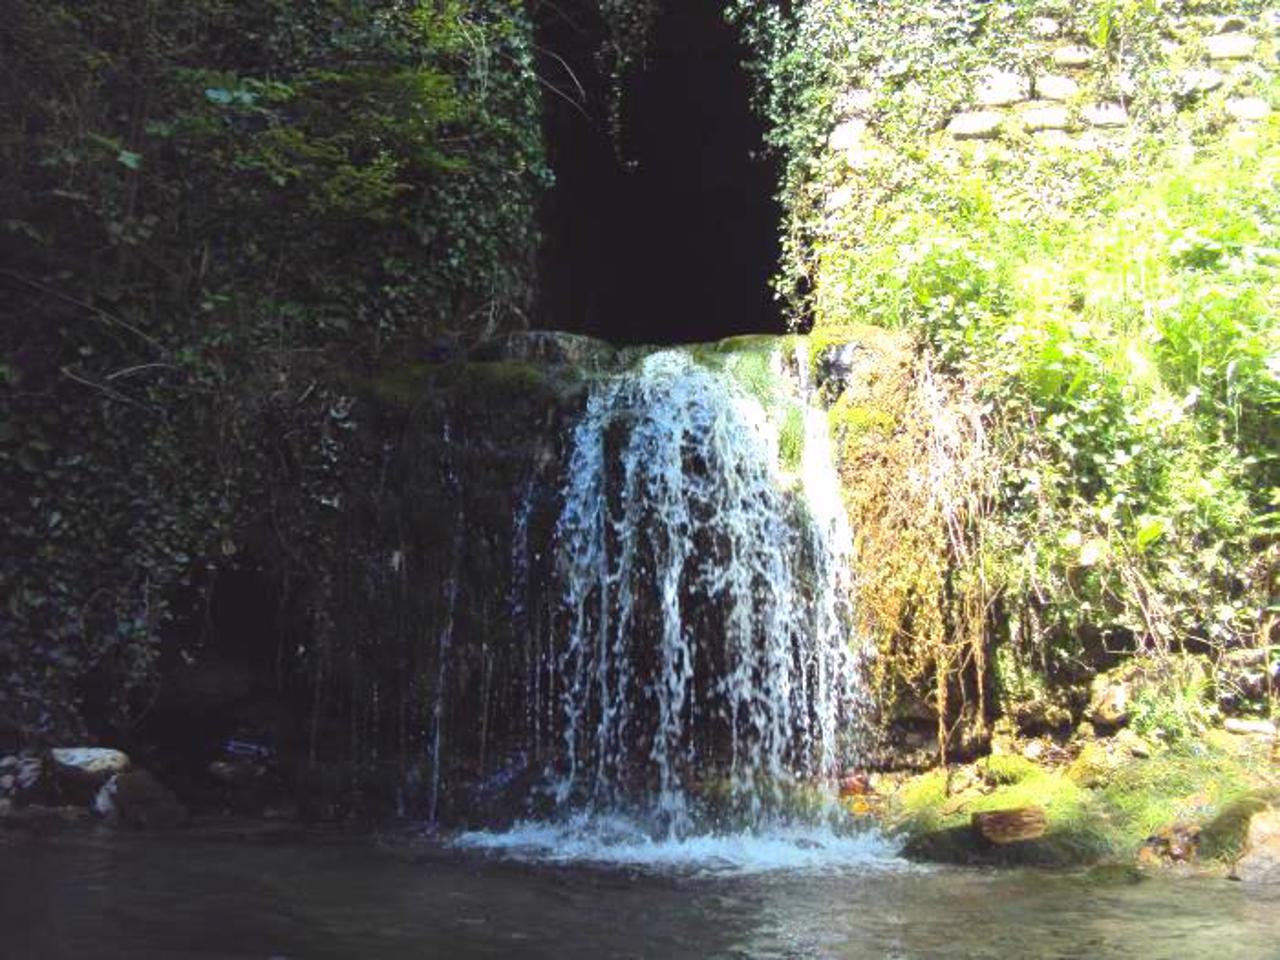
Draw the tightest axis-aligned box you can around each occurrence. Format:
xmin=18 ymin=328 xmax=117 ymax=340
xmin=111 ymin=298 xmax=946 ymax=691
xmin=2 ymin=824 xmax=1275 ymax=959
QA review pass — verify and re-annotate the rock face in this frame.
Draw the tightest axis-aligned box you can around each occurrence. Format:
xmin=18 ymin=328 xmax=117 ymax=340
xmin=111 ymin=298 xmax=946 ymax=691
xmin=1236 ymin=810 xmax=1280 ymax=883
xmin=49 ymin=748 xmax=130 ymax=803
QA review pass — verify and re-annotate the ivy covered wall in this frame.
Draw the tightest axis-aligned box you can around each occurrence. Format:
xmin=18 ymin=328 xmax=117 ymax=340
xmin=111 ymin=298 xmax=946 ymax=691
xmin=732 ymin=0 xmax=1278 ymax=748
xmin=0 ymin=1 xmax=549 ymax=741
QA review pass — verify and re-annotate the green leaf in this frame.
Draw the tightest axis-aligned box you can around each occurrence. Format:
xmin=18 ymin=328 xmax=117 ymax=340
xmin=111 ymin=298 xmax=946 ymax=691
xmin=1134 ymin=517 xmax=1167 ymax=552
xmin=117 ymin=150 xmax=143 ymax=171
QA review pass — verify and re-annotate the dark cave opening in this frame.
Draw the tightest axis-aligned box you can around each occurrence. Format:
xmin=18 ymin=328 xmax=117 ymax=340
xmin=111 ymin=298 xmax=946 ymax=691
xmin=535 ymin=1 xmax=785 ymax=344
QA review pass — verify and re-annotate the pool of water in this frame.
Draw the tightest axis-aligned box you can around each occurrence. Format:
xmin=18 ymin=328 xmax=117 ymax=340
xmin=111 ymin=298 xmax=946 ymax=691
xmin=2 ymin=823 xmax=1276 ymax=959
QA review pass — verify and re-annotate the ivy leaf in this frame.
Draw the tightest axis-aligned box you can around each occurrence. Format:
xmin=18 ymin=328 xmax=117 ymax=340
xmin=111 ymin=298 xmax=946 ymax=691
xmin=117 ymin=150 xmax=143 ymax=171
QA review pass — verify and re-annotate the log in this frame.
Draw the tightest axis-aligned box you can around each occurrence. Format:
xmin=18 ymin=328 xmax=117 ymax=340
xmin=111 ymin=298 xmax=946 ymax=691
xmin=972 ymin=806 xmax=1047 ymax=845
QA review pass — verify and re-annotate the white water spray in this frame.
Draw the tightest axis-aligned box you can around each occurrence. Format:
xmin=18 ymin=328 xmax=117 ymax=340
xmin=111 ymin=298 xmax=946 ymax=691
xmin=546 ymin=350 xmax=869 ymax=836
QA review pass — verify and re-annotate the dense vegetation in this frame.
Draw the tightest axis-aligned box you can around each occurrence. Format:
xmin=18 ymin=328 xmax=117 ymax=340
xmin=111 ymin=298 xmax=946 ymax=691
xmin=0 ymin=0 xmax=547 ymax=740
xmin=733 ymin=0 xmax=1277 ymax=749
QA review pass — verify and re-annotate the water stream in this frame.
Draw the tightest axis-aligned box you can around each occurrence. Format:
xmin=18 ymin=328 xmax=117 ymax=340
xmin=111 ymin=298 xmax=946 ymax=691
xmin=459 ymin=348 xmax=872 ymax=847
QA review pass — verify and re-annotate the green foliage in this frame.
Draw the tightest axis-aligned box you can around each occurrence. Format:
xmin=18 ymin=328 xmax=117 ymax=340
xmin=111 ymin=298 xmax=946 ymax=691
xmin=1129 ymin=657 xmax=1215 ymax=742
xmin=0 ymin=0 xmax=548 ymax=739
xmin=735 ymin=0 xmax=1279 ymax=688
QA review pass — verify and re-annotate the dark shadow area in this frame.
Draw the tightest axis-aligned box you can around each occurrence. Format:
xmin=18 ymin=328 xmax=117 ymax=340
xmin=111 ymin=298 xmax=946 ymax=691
xmin=536 ymin=1 xmax=784 ymax=344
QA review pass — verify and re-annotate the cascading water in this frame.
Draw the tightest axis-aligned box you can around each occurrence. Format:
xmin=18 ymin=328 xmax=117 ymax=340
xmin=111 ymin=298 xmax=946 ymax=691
xmin=549 ymin=350 xmax=868 ymax=834
xmin=455 ymin=347 xmax=877 ymax=869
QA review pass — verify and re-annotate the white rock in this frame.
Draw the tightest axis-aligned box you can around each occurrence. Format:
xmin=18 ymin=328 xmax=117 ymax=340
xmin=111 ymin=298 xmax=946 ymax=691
xmin=1206 ymin=33 xmax=1257 ymax=60
xmin=1053 ymin=46 xmax=1093 ymax=68
xmin=1179 ymin=68 xmax=1225 ymax=95
xmin=1023 ymin=105 xmax=1071 ymax=131
xmin=50 ymin=747 xmax=130 ymax=782
xmin=1225 ymin=717 xmax=1277 ymax=737
xmin=975 ymin=69 xmax=1030 ymax=107
xmin=1226 ymin=97 xmax=1271 ymax=122
xmin=947 ymin=110 xmax=1005 ymax=139
xmin=1085 ymin=102 xmax=1129 ymax=127
xmin=1036 ymin=74 xmax=1080 ymax=101
xmin=1029 ymin=17 xmax=1060 ymax=39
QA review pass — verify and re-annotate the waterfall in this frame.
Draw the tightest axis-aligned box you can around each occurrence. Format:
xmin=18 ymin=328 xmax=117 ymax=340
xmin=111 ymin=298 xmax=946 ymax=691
xmin=547 ymin=350 xmax=869 ymax=835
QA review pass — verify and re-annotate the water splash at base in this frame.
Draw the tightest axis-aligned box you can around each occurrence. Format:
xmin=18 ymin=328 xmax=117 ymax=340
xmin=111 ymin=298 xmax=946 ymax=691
xmin=454 ymin=814 xmax=900 ymax=876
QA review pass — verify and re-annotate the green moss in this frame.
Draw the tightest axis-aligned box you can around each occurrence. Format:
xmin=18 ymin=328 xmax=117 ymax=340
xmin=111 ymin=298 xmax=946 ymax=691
xmin=778 ymin=405 xmax=806 ymax=472
xmin=978 ymin=754 xmax=1039 ymax=785
xmin=894 ymin=739 xmax=1278 ymax=867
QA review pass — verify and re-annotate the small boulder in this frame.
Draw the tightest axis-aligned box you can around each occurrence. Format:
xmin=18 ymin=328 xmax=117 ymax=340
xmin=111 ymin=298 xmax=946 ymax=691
xmin=1035 ymin=74 xmax=1080 ymax=101
xmin=1224 ymin=717 xmax=1277 ymax=738
xmin=1225 ymin=98 xmax=1271 ymax=122
xmin=947 ymin=110 xmax=1005 ymax=140
xmin=1214 ymin=16 xmax=1249 ymax=35
xmin=1205 ymin=33 xmax=1256 ymax=60
xmin=49 ymin=748 xmax=130 ymax=804
xmin=1235 ymin=810 xmax=1280 ymax=883
xmin=1052 ymin=46 xmax=1093 ymax=68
